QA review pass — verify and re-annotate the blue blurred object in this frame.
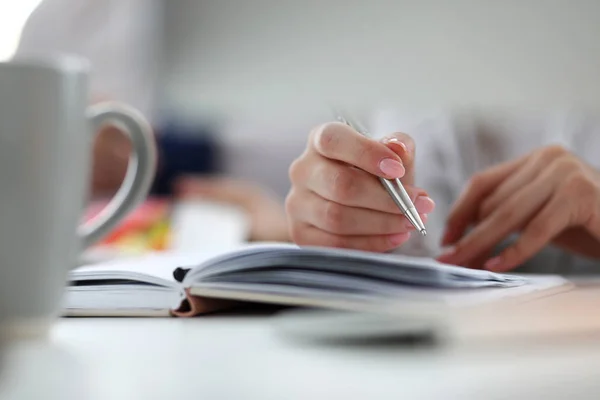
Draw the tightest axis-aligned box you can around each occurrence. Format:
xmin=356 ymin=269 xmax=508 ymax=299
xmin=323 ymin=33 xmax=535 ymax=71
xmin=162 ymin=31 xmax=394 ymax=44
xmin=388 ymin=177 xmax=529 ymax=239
xmin=151 ymin=121 xmax=222 ymax=195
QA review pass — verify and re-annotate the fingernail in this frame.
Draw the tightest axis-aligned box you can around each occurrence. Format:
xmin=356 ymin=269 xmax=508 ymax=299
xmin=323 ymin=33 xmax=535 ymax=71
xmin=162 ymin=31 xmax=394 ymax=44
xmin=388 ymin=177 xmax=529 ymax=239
xmin=414 ymin=196 xmax=435 ymax=213
xmin=379 ymin=158 xmax=405 ymax=178
xmin=389 ymin=232 xmax=410 ymax=246
xmin=437 ymin=246 xmax=456 ymax=262
xmin=383 ymin=137 xmax=408 ymax=152
xmin=484 ymin=256 xmax=503 ymax=271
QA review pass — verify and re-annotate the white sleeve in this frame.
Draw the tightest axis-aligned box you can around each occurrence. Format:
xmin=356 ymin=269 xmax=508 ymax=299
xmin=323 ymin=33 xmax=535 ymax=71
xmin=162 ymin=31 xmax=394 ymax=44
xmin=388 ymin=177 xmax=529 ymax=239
xmin=368 ymin=109 xmax=466 ymax=257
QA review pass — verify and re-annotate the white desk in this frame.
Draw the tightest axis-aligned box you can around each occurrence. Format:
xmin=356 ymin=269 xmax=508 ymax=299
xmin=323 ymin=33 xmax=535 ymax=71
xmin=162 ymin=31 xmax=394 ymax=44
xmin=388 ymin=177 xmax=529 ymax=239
xmin=1 ymin=309 xmax=600 ymax=400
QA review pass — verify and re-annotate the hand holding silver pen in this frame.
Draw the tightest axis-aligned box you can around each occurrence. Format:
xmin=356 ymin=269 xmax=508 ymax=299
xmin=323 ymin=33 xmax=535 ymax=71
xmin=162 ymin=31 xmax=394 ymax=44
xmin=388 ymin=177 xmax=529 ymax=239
xmin=285 ymin=116 xmax=435 ymax=253
xmin=334 ymin=113 xmax=427 ymax=236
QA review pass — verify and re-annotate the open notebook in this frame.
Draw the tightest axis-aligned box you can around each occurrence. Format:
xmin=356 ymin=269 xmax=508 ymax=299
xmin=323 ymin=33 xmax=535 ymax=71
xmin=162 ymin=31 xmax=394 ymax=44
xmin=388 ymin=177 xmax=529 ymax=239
xmin=65 ymin=243 xmax=571 ymax=317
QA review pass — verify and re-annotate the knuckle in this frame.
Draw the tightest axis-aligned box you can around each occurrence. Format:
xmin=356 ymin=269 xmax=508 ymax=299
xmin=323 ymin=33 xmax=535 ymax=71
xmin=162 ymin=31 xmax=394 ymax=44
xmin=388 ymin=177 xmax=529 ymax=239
xmin=284 ymin=190 xmax=298 ymax=218
xmin=494 ymin=206 xmax=517 ymax=224
xmin=563 ymin=172 xmax=594 ymax=196
xmin=479 ymin=198 xmax=496 ymax=221
xmin=288 ymin=223 xmax=306 ymax=244
xmin=288 ymin=157 xmax=304 ymax=184
xmin=322 ymin=201 xmax=347 ymax=233
xmin=468 ymin=172 xmax=487 ymax=189
xmin=526 ymin=220 xmax=549 ymax=239
xmin=312 ymin=123 xmax=341 ymax=155
xmin=562 ymin=173 xmax=599 ymax=220
xmin=329 ymin=167 xmax=357 ymax=201
xmin=463 ymin=173 xmax=488 ymax=201
xmin=538 ymin=144 xmax=569 ymax=164
xmin=553 ymin=156 xmax=581 ymax=174
xmin=544 ymin=144 xmax=569 ymax=158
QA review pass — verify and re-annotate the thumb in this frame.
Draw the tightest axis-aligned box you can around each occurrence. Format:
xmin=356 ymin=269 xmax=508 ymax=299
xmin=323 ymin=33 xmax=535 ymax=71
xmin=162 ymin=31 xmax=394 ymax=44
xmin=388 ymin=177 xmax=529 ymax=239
xmin=380 ymin=132 xmax=416 ymax=186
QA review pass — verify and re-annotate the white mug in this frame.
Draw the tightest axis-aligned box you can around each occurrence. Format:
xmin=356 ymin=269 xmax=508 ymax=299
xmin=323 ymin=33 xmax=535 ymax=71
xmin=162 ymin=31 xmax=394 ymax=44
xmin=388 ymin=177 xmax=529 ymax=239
xmin=0 ymin=56 xmax=157 ymax=336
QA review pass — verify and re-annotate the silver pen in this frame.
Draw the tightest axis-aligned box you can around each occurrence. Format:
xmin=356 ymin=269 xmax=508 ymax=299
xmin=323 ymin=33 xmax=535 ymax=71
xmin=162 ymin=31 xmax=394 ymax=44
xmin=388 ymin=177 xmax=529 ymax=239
xmin=335 ymin=113 xmax=427 ymax=236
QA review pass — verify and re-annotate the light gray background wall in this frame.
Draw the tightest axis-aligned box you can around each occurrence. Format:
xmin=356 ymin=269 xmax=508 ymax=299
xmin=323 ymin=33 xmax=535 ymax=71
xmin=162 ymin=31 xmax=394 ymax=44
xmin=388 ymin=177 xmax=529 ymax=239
xmin=161 ymin=0 xmax=600 ymax=196
xmin=163 ymin=0 xmax=600 ymax=123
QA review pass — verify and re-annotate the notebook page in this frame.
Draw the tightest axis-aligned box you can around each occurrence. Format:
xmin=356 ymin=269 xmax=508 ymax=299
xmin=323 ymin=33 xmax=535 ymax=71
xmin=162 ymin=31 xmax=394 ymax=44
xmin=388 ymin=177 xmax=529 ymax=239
xmin=71 ymin=251 xmax=220 ymax=286
xmin=190 ymin=274 xmax=569 ymax=309
xmin=187 ymin=243 xmax=527 ymax=288
xmin=300 ymin=246 xmax=521 ymax=283
xmin=428 ymin=274 xmax=569 ymax=306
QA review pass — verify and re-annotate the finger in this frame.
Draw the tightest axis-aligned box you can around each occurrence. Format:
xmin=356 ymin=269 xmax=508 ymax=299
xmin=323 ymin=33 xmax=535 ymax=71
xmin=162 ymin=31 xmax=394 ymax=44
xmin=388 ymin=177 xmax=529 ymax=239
xmin=483 ymin=192 xmax=569 ymax=272
xmin=92 ymin=126 xmax=132 ymax=196
xmin=303 ymin=156 xmax=434 ymax=215
xmin=310 ymin=122 xmax=406 ymax=179
xmin=437 ymin=249 xmax=492 ymax=270
xmin=290 ymin=222 xmax=412 ymax=253
xmin=466 ymin=250 xmax=494 ymax=270
xmin=291 ymin=189 xmax=429 ymax=236
xmin=442 ymin=155 xmax=529 ymax=246
xmin=478 ymin=155 xmax=546 ymax=221
xmin=381 ymin=133 xmax=416 ymax=185
xmin=94 ymin=124 xmax=132 ymax=160
xmin=440 ymin=169 xmax=555 ymax=267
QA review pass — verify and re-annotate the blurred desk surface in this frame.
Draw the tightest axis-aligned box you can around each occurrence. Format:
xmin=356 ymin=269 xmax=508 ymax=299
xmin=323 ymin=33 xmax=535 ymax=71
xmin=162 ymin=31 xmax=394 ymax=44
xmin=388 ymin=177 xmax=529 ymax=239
xmin=2 ymin=282 xmax=600 ymax=400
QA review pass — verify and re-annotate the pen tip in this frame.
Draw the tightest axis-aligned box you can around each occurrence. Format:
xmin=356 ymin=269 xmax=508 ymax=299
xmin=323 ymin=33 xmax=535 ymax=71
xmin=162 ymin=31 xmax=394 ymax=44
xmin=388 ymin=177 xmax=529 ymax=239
xmin=420 ymin=229 xmax=427 ymax=237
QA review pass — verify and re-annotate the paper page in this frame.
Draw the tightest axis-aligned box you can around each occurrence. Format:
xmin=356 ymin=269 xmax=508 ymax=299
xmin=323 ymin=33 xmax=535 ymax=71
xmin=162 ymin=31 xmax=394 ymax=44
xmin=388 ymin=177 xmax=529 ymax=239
xmin=299 ymin=246 xmax=522 ymax=283
xmin=71 ymin=251 xmax=217 ymax=286
xmin=62 ymin=286 xmax=181 ymax=316
xmin=402 ymin=274 xmax=570 ymax=306
xmin=186 ymin=243 xmax=527 ymax=288
xmin=190 ymin=274 xmax=569 ymax=310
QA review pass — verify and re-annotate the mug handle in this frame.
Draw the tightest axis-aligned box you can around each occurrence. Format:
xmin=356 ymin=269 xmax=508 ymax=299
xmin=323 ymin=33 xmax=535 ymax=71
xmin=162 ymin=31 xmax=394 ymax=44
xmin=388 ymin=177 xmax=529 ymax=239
xmin=78 ymin=102 xmax=157 ymax=249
